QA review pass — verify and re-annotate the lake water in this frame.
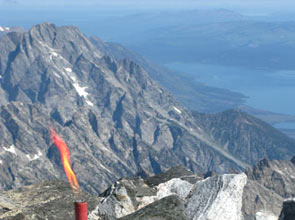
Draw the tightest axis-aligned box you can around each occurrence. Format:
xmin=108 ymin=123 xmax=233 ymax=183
xmin=274 ymin=122 xmax=295 ymax=129
xmin=165 ymin=62 xmax=295 ymax=115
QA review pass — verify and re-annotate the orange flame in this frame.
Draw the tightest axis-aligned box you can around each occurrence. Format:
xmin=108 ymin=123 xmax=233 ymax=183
xmin=50 ymin=127 xmax=80 ymax=194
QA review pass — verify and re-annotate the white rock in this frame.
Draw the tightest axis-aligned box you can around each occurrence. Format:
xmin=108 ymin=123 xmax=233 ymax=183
xmin=51 ymin=52 xmax=58 ymax=57
xmin=284 ymin=197 xmax=295 ymax=202
xmin=65 ymin=68 xmax=72 ymax=73
xmin=3 ymin=145 xmax=17 ymax=155
xmin=185 ymin=173 xmax=247 ymax=220
xmin=255 ymin=211 xmax=278 ymax=220
xmin=137 ymin=178 xmax=193 ymax=209
xmin=53 ymin=72 xmax=61 ymax=78
xmin=26 ymin=151 xmax=42 ymax=161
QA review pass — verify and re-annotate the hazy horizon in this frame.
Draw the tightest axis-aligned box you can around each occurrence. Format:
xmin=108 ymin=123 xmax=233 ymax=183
xmin=1 ymin=0 xmax=295 ymax=117
xmin=1 ymin=0 xmax=295 ymax=13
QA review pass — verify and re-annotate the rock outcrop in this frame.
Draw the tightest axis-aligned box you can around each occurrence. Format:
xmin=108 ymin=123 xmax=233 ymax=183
xmin=185 ymin=173 xmax=247 ymax=220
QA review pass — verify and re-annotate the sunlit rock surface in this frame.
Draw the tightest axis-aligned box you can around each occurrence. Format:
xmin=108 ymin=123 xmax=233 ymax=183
xmin=185 ymin=173 xmax=247 ymax=220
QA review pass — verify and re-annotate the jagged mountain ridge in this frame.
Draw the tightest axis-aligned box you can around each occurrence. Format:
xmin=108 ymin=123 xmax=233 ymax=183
xmin=193 ymin=110 xmax=295 ymax=164
xmin=0 ymin=23 xmax=294 ymax=195
xmin=90 ymin=35 xmax=247 ymax=113
xmin=0 ymin=26 xmax=25 ymax=40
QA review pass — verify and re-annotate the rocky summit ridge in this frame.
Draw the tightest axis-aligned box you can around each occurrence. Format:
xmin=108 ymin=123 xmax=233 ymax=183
xmin=0 ymin=23 xmax=294 ymax=197
xmin=1 ymin=158 xmax=295 ymax=220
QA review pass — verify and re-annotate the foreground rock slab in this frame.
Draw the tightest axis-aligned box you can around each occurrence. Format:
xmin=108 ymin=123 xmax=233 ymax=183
xmin=0 ymin=181 xmax=98 ymax=220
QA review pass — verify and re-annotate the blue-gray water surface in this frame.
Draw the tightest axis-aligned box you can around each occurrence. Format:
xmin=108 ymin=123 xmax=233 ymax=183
xmin=274 ymin=122 xmax=295 ymax=129
xmin=165 ymin=63 xmax=295 ymax=115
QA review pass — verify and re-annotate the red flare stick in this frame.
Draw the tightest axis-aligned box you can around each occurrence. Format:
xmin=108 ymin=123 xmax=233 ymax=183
xmin=75 ymin=201 xmax=88 ymax=220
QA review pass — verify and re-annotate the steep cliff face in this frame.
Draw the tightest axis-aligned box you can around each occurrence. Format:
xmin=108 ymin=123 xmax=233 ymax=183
xmin=0 ymin=23 xmax=294 ymax=196
xmin=89 ymin=35 xmax=247 ymax=113
xmin=242 ymin=157 xmax=295 ymax=219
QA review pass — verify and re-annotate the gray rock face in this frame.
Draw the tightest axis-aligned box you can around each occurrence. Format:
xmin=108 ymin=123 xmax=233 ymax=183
xmin=0 ymin=23 xmax=295 ymax=197
xmin=90 ymin=168 xmax=248 ymax=220
xmin=0 ymin=26 xmax=25 ymax=40
xmin=92 ymin=161 xmax=295 ymax=220
xmin=193 ymin=110 xmax=295 ymax=165
xmin=89 ymin=36 xmax=247 ymax=113
xmin=0 ymin=181 xmax=98 ymax=220
xmin=144 ymin=166 xmax=202 ymax=186
xmin=92 ymin=177 xmax=155 ymax=219
xmin=242 ymin=158 xmax=295 ymax=220
xmin=89 ymin=169 xmax=195 ymax=219
xmin=119 ymin=195 xmax=187 ymax=220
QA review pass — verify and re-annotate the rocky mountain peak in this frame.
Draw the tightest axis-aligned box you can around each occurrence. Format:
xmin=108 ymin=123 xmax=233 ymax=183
xmin=0 ymin=23 xmax=295 ymax=197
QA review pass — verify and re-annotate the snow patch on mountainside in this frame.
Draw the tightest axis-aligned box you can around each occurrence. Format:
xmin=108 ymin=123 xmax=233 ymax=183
xmin=26 ymin=151 xmax=42 ymax=161
xmin=173 ymin=106 xmax=182 ymax=114
xmin=38 ymin=42 xmax=94 ymax=107
xmin=0 ymin=26 xmax=10 ymax=32
xmin=64 ymin=68 xmax=94 ymax=106
xmin=3 ymin=145 xmax=17 ymax=155
xmin=49 ymin=51 xmax=59 ymax=60
xmin=53 ymin=72 xmax=61 ymax=79
xmin=98 ymin=163 xmax=112 ymax=174
xmin=0 ymin=160 xmax=2 ymax=165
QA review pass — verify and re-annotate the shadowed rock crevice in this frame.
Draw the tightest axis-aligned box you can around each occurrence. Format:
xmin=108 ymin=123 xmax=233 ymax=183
xmin=88 ymin=111 xmax=99 ymax=137
xmin=279 ymin=199 xmax=295 ymax=220
xmin=50 ymin=108 xmax=63 ymax=125
xmin=37 ymin=70 xmax=50 ymax=104
xmin=149 ymin=153 xmax=162 ymax=175
xmin=1 ymin=110 xmax=19 ymax=141
xmin=113 ymin=93 xmax=126 ymax=129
